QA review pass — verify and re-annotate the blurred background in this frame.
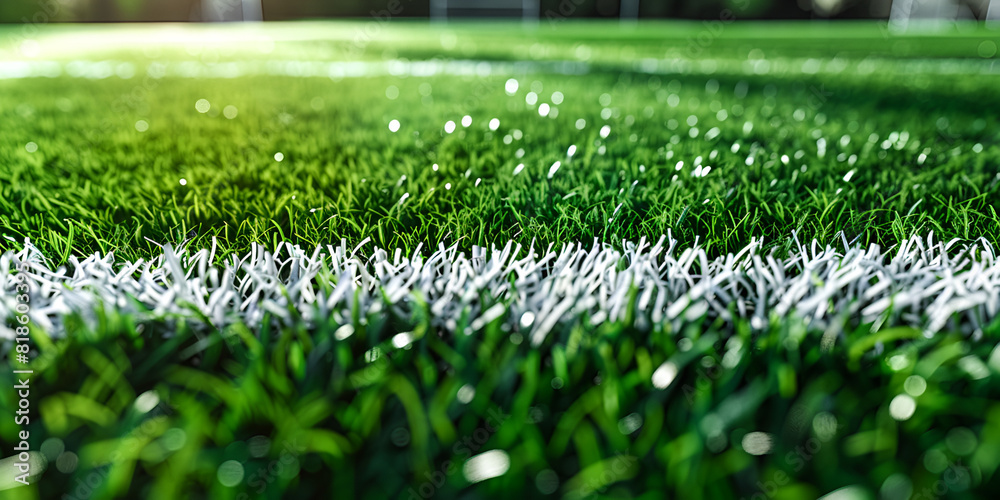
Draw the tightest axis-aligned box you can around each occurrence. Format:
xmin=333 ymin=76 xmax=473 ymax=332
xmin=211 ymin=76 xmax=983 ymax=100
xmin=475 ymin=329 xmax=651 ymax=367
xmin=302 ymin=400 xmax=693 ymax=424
xmin=0 ymin=0 xmax=998 ymax=23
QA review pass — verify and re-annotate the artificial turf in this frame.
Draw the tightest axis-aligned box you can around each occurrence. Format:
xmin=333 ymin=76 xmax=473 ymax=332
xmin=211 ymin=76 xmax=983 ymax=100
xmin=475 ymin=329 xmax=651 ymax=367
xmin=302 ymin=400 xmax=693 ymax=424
xmin=2 ymin=20 xmax=1000 ymax=500
xmin=2 ymin=22 xmax=999 ymax=262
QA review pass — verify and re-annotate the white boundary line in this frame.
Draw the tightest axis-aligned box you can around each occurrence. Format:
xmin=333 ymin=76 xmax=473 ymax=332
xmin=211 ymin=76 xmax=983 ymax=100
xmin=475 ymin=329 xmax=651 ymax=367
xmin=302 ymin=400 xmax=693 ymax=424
xmin=2 ymin=232 xmax=998 ymax=342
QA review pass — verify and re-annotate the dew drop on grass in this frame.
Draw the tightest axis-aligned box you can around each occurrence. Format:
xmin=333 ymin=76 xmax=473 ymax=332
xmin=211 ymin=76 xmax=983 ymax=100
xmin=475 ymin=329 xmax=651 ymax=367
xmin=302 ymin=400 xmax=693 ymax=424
xmin=520 ymin=311 xmax=535 ymax=328
xmin=216 ymin=461 xmax=244 ymax=488
xmin=432 ymin=163 xmax=439 ymax=171
xmin=618 ymin=413 xmax=643 ymax=434
xmin=551 ymin=91 xmax=563 ymax=104
xmin=392 ymin=332 xmax=413 ymax=348
xmin=741 ymin=432 xmax=774 ymax=455
xmin=812 ymin=413 xmax=838 ymax=441
xmin=547 ymin=161 xmax=561 ymax=179
xmin=334 ymin=324 xmax=355 ymax=340
xmin=25 ymin=142 xmax=38 ymax=153
xmin=538 ymin=103 xmax=550 ymax=117
xmin=179 ymin=178 xmax=187 ymax=186
xmin=223 ymin=105 xmax=238 ymax=119
xmin=575 ymin=119 xmax=586 ymax=130
xmin=600 ymin=125 xmax=611 ymax=138
xmin=513 ymin=163 xmax=525 ymax=176
xmin=463 ymin=450 xmax=510 ymax=484
xmin=456 ymin=384 xmax=475 ymax=403
xmin=504 ymin=78 xmax=519 ymax=95
xmin=274 ymin=152 xmax=284 ymax=162
xmin=388 ymin=119 xmax=400 ymax=132
xmin=134 ymin=391 xmax=160 ymax=413
xmin=525 ymin=92 xmax=537 ymax=105
xmin=535 ymin=470 xmax=559 ymax=494
xmin=889 ymin=394 xmax=916 ymax=421
xmin=445 ymin=183 xmax=452 ymax=190
xmin=195 ymin=99 xmax=210 ymax=113
xmin=461 ymin=115 xmax=472 ymax=127
xmin=924 ymin=449 xmax=948 ymax=473
xmin=651 ymin=361 xmax=677 ymax=389
xmin=567 ymin=145 xmax=576 ymax=156
xmin=134 ymin=120 xmax=149 ymax=132
xmin=489 ymin=118 xmax=500 ymax=131
xmin=943 ymin=427 xmax=977 ymax=457
xmin=677 ymin=338 xmax=693 ymax=351
xmin=904 ymin=375 xmax=926 ymax=397
xmin=444 ymin=121 xmax=456 ymax=134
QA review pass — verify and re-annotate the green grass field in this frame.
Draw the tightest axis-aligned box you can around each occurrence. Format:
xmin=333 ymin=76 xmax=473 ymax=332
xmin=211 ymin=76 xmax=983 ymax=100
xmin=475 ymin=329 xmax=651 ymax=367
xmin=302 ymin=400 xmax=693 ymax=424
xmin=3 ymin=22 xmax=1000 ymax=261
xmin=2 ymin=21 xmax=1000 ymax=500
